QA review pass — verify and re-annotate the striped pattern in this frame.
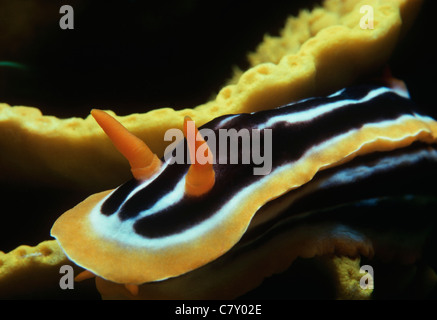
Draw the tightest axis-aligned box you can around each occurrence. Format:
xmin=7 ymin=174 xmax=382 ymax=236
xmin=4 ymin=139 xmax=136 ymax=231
xmin=243 ymin=142 xmax=437 ymax=242
xmin=51 ymin=84 xmax=437 ymax=285
xmin=94 ymin=85 xmax=434 ymax=238
xmin=120 ymin=143 xmax=437 ymax=299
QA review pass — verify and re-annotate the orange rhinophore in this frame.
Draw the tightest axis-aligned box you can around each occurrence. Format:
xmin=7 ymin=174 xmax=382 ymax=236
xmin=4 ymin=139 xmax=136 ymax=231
xmin=183 ymin=116 xmax=215 ymax=197
xmin=91 ymin=109 xmax=162 ymax=180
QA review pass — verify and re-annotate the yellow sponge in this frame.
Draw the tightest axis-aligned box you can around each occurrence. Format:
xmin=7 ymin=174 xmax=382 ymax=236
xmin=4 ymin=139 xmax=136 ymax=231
xmin=0 ymin=240 xmax=68 ymax=298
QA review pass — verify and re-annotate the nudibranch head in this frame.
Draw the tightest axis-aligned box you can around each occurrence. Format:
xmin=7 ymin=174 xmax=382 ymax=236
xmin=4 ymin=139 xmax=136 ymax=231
xmin=51 ymin=84 xmax=437 ymax=288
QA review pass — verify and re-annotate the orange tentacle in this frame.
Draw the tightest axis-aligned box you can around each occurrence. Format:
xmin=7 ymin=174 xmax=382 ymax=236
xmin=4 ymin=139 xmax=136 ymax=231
xmin=91 ymin=109 xmax=162 ymax=180
xmin=183 ymin=116 xmax=215 ymax=196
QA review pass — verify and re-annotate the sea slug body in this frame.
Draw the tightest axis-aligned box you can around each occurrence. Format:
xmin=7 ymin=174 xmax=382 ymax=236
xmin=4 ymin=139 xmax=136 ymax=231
xmin=51 ymin=83 xmax=437 ymax=298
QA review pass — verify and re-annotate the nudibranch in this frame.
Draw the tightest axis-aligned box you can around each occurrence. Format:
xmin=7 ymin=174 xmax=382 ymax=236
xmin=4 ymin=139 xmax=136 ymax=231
xmin=51 ymin=81 xmax=437 ymax=297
